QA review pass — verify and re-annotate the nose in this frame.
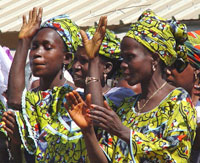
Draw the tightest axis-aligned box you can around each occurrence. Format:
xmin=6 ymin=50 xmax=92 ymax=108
xmin=120 ymin=61 xmax=128 ymax=71
xmin=29 ymin=47 xmax=42 ymax=60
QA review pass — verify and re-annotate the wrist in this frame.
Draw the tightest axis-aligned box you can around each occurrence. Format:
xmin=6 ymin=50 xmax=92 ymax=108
xmin=117 ymin=125 xmax=130 ymax=144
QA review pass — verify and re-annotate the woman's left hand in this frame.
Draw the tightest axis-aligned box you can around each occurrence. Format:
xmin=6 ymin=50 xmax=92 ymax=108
xmin=90 ymin=101 xmax=130 ymax=140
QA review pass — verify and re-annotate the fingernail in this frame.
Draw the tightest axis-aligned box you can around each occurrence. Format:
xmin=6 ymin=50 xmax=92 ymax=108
xmin=86 ymin=109 xmax=90 ymax=113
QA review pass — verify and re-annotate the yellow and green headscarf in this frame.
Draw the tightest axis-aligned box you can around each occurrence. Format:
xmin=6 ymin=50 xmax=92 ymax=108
xmin=85 ymin=27 xmax=121 ymax=60
xmin=41 ymin=15 xmax=82 ymax=69
xmin=126 ymin=9 xmax=188 ymax=66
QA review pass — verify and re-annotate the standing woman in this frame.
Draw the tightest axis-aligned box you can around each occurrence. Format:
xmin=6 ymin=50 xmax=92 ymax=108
xmin=65 ymin=10 xmax=197 ymax=162
xmin=3 ymin=8 xmax=88 ymax=162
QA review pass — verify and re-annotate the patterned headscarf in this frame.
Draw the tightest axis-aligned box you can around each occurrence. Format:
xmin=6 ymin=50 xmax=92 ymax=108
xmin=185 ymin=30 xmax=200 ymax=69
xmin=41 ymin=14 xmax=81 ymax=69
xmin=85 ymin=27 xmax=121 ymax=60
xmin=126 ymin=9 xmax=188 ymax=66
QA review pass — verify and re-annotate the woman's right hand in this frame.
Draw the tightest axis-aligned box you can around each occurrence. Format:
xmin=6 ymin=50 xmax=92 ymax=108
xmin=18 ymin=7 xmax=43 ymax=39
xmin=65 ymin=91 xmax=93 ymax=130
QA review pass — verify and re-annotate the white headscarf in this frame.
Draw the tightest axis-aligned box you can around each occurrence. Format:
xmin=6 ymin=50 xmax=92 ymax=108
xmin=0 ymin=46 xmax=12 ymax=106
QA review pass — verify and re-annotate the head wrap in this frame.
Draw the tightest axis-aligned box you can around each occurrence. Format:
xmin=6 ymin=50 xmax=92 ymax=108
xmin=85 ymin=27 xmax=121 ymax=60
xmin=185 ymin=30 xmax=200 ymax=69
xmin=41 ymin=14 xmax=81 ymax=69
xmin=126 ymin=9 xmax=188 ymax=66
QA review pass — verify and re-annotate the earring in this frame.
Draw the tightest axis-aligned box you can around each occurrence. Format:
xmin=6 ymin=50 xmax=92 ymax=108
xmin=194 ymin=72 xmax=198 ymax=80
xmin=152 ymin=65 xmax=156 ymax=72
xmin=60 ymin=64 xmax=66 ymax=79
xmin=104 ymin=73 xmax=107 ymax=83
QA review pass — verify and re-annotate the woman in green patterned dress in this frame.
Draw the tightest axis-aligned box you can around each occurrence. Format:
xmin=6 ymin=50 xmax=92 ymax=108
xmin=65 ymin=10 xmax=197 ymax=162
xmin=3 ymin=7 xmax=88 ymax=162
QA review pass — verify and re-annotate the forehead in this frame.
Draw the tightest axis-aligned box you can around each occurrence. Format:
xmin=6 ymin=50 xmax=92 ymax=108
xmin=33 ymin=28 xmax=63 ymax=44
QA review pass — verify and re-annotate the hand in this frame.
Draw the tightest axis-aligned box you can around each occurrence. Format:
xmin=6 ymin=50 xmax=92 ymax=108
xmin=65 ymin=91 xmax=93 ymax=129
xmin=90 ymin=101 xmax=130 ymax=139
xmin=80 ymin=16 xmax=107 ymax=59
xmin=18 ymin=7 xmax=43 ymax=39
xmin=2 ymin=111 xmax=21 ymax=145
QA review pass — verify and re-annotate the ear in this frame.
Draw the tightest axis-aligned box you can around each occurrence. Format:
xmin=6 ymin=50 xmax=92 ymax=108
xmin=103 ymin=62 xmax=113 ymax=74
xmin=63 ymin=52 xmax=73 ymax=66
xmin=194 ymin=69 xmax=200 ymax=80
xmin=151 ymin=53 xmax=160 ymax=66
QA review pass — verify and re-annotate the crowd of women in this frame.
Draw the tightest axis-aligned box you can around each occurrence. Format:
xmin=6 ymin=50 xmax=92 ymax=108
xmin=0 ymin=6 xmax=200 ymax=163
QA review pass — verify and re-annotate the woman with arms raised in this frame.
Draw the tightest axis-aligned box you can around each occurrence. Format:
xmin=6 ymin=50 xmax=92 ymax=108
xmin=65 ymin=10 xmax=197 ymax=162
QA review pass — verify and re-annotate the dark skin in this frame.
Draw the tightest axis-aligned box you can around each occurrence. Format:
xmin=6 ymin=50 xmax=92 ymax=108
xmin=65 ymin=32 xmax=176 ymax=162
xmin=73 ymin=46 xmax=113 ymax=93
xmin=4 ymin=7 xmax=73 ymax=162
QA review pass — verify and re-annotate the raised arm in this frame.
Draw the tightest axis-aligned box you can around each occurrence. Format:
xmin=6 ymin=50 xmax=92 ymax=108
xmin=7 ymin=7 xmax=42 ymax=110
xmin=80 ymin=16 xmax=107 ymax=107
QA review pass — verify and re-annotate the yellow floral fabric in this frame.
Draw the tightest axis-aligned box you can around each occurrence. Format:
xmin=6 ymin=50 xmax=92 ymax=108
xmin=100 ymin=88 xmax=197 ymax=162
xmin=126 ymin=9 xmax=188 ymax=66
xmin=0 ymin=99 xmax=7 ymax=136
xmin=15 ymin=84 xmax=87 ymax=162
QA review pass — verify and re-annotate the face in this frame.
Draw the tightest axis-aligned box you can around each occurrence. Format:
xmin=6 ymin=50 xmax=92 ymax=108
xmin=72 ymin=47 xmax=105 ymax=88
xmin=165 ymin=63 xmax=195 ymax=94
xmin=29 ymin=28 xmax=66 ymax=77
xmin=120 ymin=37 xmax=153 ymax=86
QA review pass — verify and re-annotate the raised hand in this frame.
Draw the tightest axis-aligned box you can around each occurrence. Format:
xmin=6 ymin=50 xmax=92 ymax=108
xmin=65 ymin=91 xmax=93 ymax=129
xmin=80 ymin=16 xmax=107 ymax=59
xmin=18 ymin=7 xmax=43 ymax=39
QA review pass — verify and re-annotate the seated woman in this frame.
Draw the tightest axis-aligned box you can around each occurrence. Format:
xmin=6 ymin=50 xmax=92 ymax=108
xmin=165 ymin=30 xmax=200 ymax=163
xmin=65 ymin=10 xmax=197 ymax=162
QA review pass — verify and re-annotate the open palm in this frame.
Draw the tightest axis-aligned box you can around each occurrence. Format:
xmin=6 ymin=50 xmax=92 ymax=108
xmin=65 ymin=91 xmax=92 ymax=129
xmin=80 ymin=16 xmax=107 ymax=59
xmin=19 ymin=7 xmax=43 ymax=39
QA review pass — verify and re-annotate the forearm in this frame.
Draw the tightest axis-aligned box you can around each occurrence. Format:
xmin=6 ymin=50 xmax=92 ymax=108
xmin=82 ymin=127 xmax=108 ymax=163
xmin=7 ymin=38 xmax=31 ymax=110
xmin=86 ymin=57 xmax=104 ymax=107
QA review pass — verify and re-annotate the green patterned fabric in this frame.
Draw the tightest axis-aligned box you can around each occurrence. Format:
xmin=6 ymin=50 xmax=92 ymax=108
xmin=15 ymin=85 xmax=88 ymax=162
xmin=100 ymin=88 xmax=196 ymax=162
xmin=0 ymin=99 xmax=6 ymax=136
xmin=126 ymin=9 xmax=188 ymax=66
xmin=41 ymin=15 xmax=82 ymax=69
xmin=185 ymin=30 xmax=200 ymax=69
xmin=85 ymin=27 xmax=121 ymax=59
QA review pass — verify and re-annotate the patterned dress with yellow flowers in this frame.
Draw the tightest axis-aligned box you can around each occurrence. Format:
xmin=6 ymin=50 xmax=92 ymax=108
xmin=15 ymin=84 xmax=87 ymax=163
xmin=100 ymin=87 xmax=197 ymax=163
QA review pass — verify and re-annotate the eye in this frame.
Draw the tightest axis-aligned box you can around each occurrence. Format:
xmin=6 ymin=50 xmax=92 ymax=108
xmin=44 ymin=44 xmax=53 ymax=50
xmin=31 ymin=42 xmax=39 ymax=50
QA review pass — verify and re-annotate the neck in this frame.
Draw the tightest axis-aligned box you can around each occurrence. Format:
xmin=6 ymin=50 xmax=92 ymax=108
xmin=39 ymin=71 xmax=66 ymax=91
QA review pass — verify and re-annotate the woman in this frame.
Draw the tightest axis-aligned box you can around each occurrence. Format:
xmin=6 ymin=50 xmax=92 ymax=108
xmin=73 ymin=26 xmax=135 ymax=109
xmin=65 ymin=10 xmax=197 ymax=162
xmin=3 ymin=7 xmax=87 ymax=162
xmin=165 ymin=30 xmax=200 ymax=163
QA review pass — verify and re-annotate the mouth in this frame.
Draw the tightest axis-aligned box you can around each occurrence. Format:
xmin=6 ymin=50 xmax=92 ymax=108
xmin=166 ymin=79 xmax=175 ymax=86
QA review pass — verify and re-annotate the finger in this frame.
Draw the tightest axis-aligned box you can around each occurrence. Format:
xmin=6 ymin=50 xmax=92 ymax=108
xmin=86 ymin=94 xmax=91 ymax=107
xmin=28 ymin=9 xmax=33 ymax=23
xmin=91 ymin=104 xmax=110 ymax=114
xmin=65 ymin=93 xmax=74 ymax=106
xmin=73 ymin=90 xmax=83 ymax=103
xmin=90 ymin=113 xmax=108 ymax=126
xmin=104 ymin=100 xmax=112 ymax=110
xmin=37 ymin=7 xmax=43 ymax=23
xmin=22 ymin=15 xmax=27 ymax=26
xmin=32 ymin=7 xmax=37 ymax=22
xmin=69 ymin=92 xmax=79 ymax=105
xmin=3 ymin=126 xmax=14 ymax=137
xmin=80 ymin=30 xmax=88 ymax=45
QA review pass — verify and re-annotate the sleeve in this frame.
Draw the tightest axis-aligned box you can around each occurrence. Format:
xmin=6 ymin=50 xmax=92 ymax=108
xmin=15 ymin=88 xmax=38 ymax=154
xmin=129 ymin=96 xmax=197 ymax=161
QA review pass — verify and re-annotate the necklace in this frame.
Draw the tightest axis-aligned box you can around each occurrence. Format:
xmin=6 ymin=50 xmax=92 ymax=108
xmin=137 ymin=82 xmax=167 ymax=114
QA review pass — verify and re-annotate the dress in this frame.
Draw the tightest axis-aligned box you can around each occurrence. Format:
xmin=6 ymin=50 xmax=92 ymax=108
xmin=100 ymin=87 xmax=197 ymax=162
xmin=15 ymin=84 xmax=87 ymax=163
